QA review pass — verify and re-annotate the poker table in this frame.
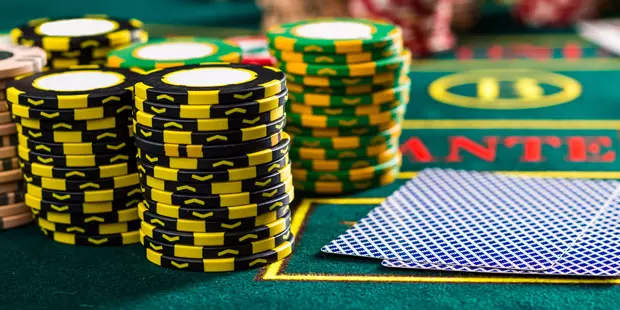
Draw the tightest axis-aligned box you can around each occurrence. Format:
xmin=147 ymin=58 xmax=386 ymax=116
xmin=3 ymin=9 xmax=620 ymax=310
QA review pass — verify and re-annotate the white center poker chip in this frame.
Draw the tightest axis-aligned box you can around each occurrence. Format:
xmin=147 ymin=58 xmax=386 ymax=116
xmin=33 ymin=71 xmax=125 ymax=92
xmin=134 ymin=42 xmax=217 ymax=61
xmin=293 ymin=21 xmax=374 ymax=40
xmin=37 ymin=18 xmax=117 ymax=37
xmin=163 ymin=67 xmax=256 ymax=87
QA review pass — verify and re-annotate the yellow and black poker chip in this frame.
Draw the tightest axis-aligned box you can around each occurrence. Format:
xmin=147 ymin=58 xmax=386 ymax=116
xmin=39 ymin=228 xmax=139 ymax=246
xmin=137 ymin=154 xmax=289 ymax=183
xmin=138 ymin=202 xmax=290 ymax=233
xmin=136 ymin=134 xmax=290 ymax=170
xmin=134 ymin=131 xmax=282 ymax=158
xmin=36 ymin=216 xmax=141 ymax=235
xmin=13 ymin=114 xmax=132 ymax=131
xmin=23 ymin=172 xmax=139 ymax=191
xmin=18 ymin=145 xmax=133 ymax=167
xmin=139 ymin=212 xmax=290 ymax=246
xmin=134 ymin=63 xmax=286 ymax=105
xmin=133 ymin=105 xmax=284 ymax=132
xmin=26 ymin=183 xmax=142 ymax=203
xmin=134 ymin=89 xmax=288 ymax=119
xmin=20 ymin=160 xmax=137 ymax=180
xmin=132 ymin=115 xmax=285 ymax=145
xmin=6 ymin=65 xmax=140 ymax=109
xmin=140 ymin=227 xmax=292 ymax=258
xmin=9 ymin=100 xmax=133 ymax=121
xmin=142 ymin=176 xmax=293 ymax=208
xmin=17 ymin=123 xmax=133 ymax=143
xmin=142 ymin=187 xmax=293 ymax=220
xmin=25 ymin=193 xmax=140 ymax=214
xmin=143 ymin=235 xmax=294 ymax=272
xmin=139 ymin=163 xmax=291 ymax=195
xmin=18 ymin=134 xmax=132 ymax=155
xmin=31 ymin=206 xmax=139 ymax=225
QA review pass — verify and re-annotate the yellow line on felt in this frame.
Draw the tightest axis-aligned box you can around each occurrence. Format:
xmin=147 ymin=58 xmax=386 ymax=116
xmin=398 ymin=171 xmax=620 ymax=179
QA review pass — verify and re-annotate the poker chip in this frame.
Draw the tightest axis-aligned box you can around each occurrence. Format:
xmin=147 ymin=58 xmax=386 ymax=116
xmin=140 ymin=212 xmax=291 ymax=246
xmin=26 ymin=183 xmax=142 ymax=203
xmin=20 ymin=161 xmax=137 ymax=180
xmin=140 ymin=227 xmax=292 ymax=259
xmin=25 ymin=193 xmax=140 ymax=214
xmin=268 ymin=18 xmax=408 ymax=193
xmin=23 ymin=172 xmax=139 ymax=191
xmin=36 ymin=217 xmax=141 ymax=235
xmin=142 ymin=188 xmax=293 ymax=220
xmin=133 ymin=105 xmax=284 ymax=131
xmin=0 ymin=44 xmax=48 ymax=230
xmin=31 ymin=206 xmax=139 ymax=225
xmin=18 ymin=135 xmax=132 ymax=155
xmin=16 ymin=123 xmax=134 ymax=143
xmin=10 ymin=100 xmax=133 ymax=121
xmin=133 ymin=116 xmax=286 ymax=145
xmin=137 ymin=154 xmax=289 ymax=183
xmin=107 ymin=37 xmax=243 ymax=70
xmin=17 ymin=145 xmax=133 ymax=167
xmin=139 ymin=163 xmax=291 ymax=195
xmin=134 ymin=63 xmax=286 ymax=105
xmin=138 ymin=203 xmax=290 ymax=233
xmin=143 ymin=235 xmax=294 ymax=272
xmin=134 ymin=132 xmax=282 ymax=158
xmin=131 ymin=62 xmax=294 ymax=271
xmin=293 ymin=166 xmax=399 ymax=194
xmin=39 ymin=228 xmax=140 ymax=245
xmin=142 ymin=177 xmax=293 ymax=208
xmin=267 ymin=18 xmax=402 ymax=54
xmin=136 ymin=135 xmax=290 ymax=170
xmin=134 ymin=89 xmax=288 ymax=119
xmin=277 ymin=49 xmax=411 ymax=77
xmin=12 ymin=15 xmax=148 ymax=69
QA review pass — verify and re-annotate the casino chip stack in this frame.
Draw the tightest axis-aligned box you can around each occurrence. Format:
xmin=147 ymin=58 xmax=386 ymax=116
xmin=0 ymin=44 xmax=46 ymax=230
xmin=267 ymin=18 xmax=408 ymax=194
xmin=11 ymin=15 xmax=148 ymax=69
xmin=107 ymin=37 xmax=243 ymax=71
xmin=133 ymin=63 xmax=295 ymax=272
xmin=6 ymin=65 xmax=142 ymax=245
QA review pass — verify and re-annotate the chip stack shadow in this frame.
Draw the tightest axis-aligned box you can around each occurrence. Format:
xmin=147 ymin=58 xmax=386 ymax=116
xmin=7 ymin=65 xmax=142 ymax=245
xmin=267 ymin=18 xmax=409 ymax=194
xmin=0 ymin=44 xmax=47 ymax=230
xmin=133 ymin=63 xmax=295 ymax=272
xmin=11 ymin=15 xmax=148 ymax=69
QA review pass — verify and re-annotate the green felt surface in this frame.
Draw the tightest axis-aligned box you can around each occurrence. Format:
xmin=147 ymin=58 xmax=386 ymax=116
xmin=3 ymin=3 xmax=620 ymax=309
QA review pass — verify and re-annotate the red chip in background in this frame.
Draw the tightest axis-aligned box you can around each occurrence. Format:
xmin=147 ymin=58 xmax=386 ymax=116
xmin=515 ymin=0 xmax=601 ymax=28
xmin=225 ymin=36 xmax=276 ymax=66
xmin=349 ymin=0 xmax=455 ymax=57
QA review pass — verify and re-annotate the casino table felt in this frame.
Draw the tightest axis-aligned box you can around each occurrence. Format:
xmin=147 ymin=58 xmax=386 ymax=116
xmin=4 ymin=10 xmax=620 ymax=310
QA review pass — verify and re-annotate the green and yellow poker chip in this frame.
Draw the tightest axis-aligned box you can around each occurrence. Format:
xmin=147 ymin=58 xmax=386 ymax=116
xmin=269 ymin=43 xmax=403 ymax=64
xmin=267 ymin=18 xmax=402 ymax=54
xmin=291 ymin=148 xmax=400 ymax=172
xmin=277 ymin=49 xmax=411 ymax=77
xmin=286 ymin=68 xmax=408 ymax=88
xmin=294 ymin=166 xmax=399 ymax=194
xmin=289 ymin=123 xmax=401 ymax=149
xmin=107 ymin=37 xmax=243 ymax=70
xmin=287 ymin=105 xmax=405 ymax=128
xmin=292 ymin=153 xmax=401 ymax=182
xmin=290 ymin=138 xmax=398 ymax=160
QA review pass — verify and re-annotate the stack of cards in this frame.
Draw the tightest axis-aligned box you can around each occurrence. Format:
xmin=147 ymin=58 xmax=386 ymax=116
xmin=578 ymin=18 xmax=620 ymax=56
xmin=321 ymin=169 xmax=620 ymax=277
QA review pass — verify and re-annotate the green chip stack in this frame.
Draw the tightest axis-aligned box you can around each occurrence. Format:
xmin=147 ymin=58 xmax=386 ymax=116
xmin=267 ymin=18 xmax=409 ymax=194
xmin=107 ymin=37 xmax=243 ymax=71
xmin=133 ymin=63 xmax=295 ymax=272
xmin=11 ymin=15 xmax=148 ymax=69
xmin=6 ymin=65 xmax=142 ymax=245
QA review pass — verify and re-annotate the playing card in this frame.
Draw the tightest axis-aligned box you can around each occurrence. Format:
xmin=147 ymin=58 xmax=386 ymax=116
xmin=578 ymin=18 xmax=620 ymax=56
xmin=382 ymin=186 xmax=620 ymax=276
xmin=321 ymin=169 xmax=618 ymax=270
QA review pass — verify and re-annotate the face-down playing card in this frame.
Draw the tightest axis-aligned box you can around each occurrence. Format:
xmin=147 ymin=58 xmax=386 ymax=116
xmin=321 ymin=169 xmax=618 ymax=271
xmin=381 ymin=187 xmax=620 ymax=276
